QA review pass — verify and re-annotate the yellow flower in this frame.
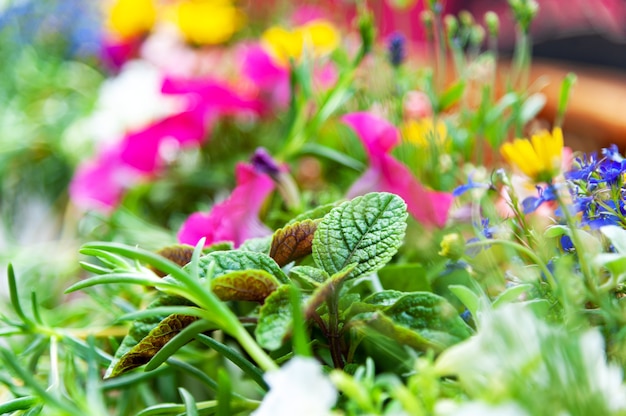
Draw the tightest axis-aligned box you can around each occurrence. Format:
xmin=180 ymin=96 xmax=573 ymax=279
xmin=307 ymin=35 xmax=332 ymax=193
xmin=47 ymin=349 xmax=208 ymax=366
xmin=261 ymin=20 xmax=340 ymax=66
xmin=106 ymin=0 xmax=157 ymax=39
xmin=500 ymin=127 xmax=564 ymax=182
xmin=402 ymin=118 xmax=448 ymax=148
xmin=170 ymin=0 xmax=245 ymax=45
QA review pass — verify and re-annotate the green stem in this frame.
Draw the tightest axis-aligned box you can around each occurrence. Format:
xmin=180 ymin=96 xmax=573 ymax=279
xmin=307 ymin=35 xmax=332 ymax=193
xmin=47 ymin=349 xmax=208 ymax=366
xmin=326 ymin=288 xmax=344 ymax=369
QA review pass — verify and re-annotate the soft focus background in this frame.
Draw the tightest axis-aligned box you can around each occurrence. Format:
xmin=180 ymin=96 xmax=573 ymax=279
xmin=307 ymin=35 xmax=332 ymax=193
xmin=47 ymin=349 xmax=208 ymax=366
xmin=0 ymin=0 xmax=624 ymax=305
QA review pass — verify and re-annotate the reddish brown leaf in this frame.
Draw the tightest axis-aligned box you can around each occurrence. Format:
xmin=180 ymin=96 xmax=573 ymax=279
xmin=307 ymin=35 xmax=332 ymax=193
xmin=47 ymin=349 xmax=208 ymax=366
xmin=270 ymin=219 xmax=319 ymax=267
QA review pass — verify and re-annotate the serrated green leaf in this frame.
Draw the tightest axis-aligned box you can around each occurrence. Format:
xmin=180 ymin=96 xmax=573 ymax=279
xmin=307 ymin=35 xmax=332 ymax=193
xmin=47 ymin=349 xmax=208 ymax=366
xmin=105 ymin=293 xmax=194 ymax=378
xmin=351 ymin=292 xmax=471 ymax=352
xmin=312 ymin=192 xmax=407 ymax=278
xmin=270 ymin=220 xmax=319 ymax=267
xmin=239 ymin=236 xmax=271 ymax=253
xmin=255 ymin=285 xmax=293 ymax=350
xmin=194 ymin=250 xmax=289 ymax=284
xmin=105 ymin=313 xmax=199 ymax=379
xmin=289 ymin=265 xmax=329 ymax=287
xmin=211 ymin=269 xmax=279 ymax=303
xmin=363 ymin=290 xmax=405 ymax=307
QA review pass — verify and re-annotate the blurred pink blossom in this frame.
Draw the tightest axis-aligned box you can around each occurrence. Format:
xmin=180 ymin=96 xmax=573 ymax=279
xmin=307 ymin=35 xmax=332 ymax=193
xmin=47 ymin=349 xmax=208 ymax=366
xmin=403 ymin=90 xmax=432 ymax=120
xmin=177 ymin=163 xmax=275 ymax=247
xmin=69 ymin=145 xmax=145 ymax=213
xmin=343 ymin=112 xmax=453 ymax=228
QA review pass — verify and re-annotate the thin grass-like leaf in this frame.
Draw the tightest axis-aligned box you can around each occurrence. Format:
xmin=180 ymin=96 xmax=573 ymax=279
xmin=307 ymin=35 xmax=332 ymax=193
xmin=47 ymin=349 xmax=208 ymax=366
xmin=62 ymin=335 xmax=113 ymax=366
xmin=189 ymin=238 xmax=206 ymax=281
xmin=78 ymin=261 xmax=112 ymax=275
xmin=64 ymin=273 xmax=164 ymax=294
xmin=0 ymin=396 xmax=39 ymax=413
xmin=116 ymin=306 xmax=208 ymax=323
xmin=102 ymin=365 xmax=171 ymax=391
xmin=0 ymin=347 xmax=79 ymax=414
xmin=179 ymin=387 xmax=199 ymax=416
xmin=289 ymin=285 xmax=312 ymax=357
xmin=7 ymin=264 xmax=34 ymax=327
xmin=80 ymin=247 xmax=132 ymax=269
xmin=30 ymin=292 xmax=43 ymax=325
xmin=196 ymin=334 xmax=268 ymax=391
xmin=216 ymin=369 xmax=231 ymax=416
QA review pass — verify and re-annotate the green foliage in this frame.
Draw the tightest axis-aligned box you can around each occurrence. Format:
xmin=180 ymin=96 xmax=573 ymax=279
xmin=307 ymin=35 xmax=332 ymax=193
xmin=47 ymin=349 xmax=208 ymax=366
xmin=312 ymin=192 xmax=408 ymax=278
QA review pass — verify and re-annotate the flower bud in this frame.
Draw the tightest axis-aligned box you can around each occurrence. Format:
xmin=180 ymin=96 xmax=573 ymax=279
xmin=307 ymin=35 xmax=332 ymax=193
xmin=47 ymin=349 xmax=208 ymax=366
xmin=484 ymin=11 xmax=500 ymax=38
xmin=439 ymin=233 xmax=465 ymax=261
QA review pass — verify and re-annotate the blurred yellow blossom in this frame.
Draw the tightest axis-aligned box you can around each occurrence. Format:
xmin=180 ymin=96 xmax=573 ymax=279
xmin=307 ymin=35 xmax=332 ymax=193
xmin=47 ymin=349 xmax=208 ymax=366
xmin=106 ymin=0 xmax=157 ymax=39
xmin=169 ymin=0 xmax=245 ymax=45
xmin=402 ymin=118 xmax=448 ymax=148
xmin=261 ymin=20 xmax=340 ymax=66
xmin=500 ymin=127 xmax=563 ymax=183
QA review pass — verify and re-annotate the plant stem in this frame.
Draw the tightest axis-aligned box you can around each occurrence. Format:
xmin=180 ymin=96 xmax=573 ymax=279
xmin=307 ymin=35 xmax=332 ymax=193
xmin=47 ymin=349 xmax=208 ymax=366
xmin=326 ymin=288 xmax=344 ymax=369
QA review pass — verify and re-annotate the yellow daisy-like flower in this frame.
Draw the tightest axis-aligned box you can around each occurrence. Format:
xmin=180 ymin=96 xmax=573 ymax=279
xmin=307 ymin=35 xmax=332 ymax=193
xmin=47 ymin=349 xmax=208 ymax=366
xmin=500 ymin=127 xmax=564 ymax=183
xmin=170 ymin=0 xmax=245 ymax=45
xmin=402 ymin=118 xmax=448 ymax=148
xmin=106 ymin=0 xmax=157 ymax=40
xmin=261 ymin=20 xmax=340 ymax=66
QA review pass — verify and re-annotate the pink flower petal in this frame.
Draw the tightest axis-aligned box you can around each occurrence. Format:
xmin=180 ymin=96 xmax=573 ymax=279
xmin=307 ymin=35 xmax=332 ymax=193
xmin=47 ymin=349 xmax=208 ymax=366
xmin=69 ymin=145 xmax=143 ymax=212
xmin=177 ymin=162 xmax=275 ymax=247
xmin=343 ymin=111 xmax=453 ymax=228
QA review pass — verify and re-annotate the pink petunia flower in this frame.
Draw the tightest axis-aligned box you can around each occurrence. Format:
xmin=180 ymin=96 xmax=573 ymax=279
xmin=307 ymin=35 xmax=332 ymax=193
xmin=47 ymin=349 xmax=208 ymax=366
xmin=177 ymin=162 xmax=275 ymax=247
xmin=342 ymin=112 xmax=453 ymax=228
xmin=69 ymin=145 xmax=146 ymax=213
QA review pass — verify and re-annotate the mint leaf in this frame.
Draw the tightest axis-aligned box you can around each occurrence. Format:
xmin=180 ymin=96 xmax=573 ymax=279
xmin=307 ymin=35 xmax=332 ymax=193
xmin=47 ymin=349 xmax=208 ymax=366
xmin=211 ymin=269 xmax=279 ymax=303
xmin=194 ymin=250 xmax=289 ymax=284
xmin=312 ymin=192 xmax=407 ymax=278
xmin=351 ymin=292 xmax=471 ymax=352
xmin=255 ymin=285 xmax=293 ymax=351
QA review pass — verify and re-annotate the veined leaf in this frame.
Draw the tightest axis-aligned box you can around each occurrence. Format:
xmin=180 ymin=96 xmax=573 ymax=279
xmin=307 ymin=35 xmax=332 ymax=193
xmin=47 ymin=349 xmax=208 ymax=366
xmin=105 ymin=293 xmax=194 ymax=378
xmin=105 ymin=313 xmax=200 ymax=379
xmin=270 ymin=220 xmax=319 ymax=267
xmin=255 ymin=285 xmax=293 ymax=351
xmin=150 ymin=244 xmax=195 ymax=277
xmin=289 ymin=265 xmax=329 ymax=288
xmin=211 ymin=269 xmax=279 ymax=303
xmin=350 ymin=292 xmax=471 ymax=352
xmin=194 ymin=250 xmax=289 ymax=284
xmin=287 ymin=202 xmax=340 ymax=225
xmin=312 ymin=192 xmax=407 ymax=279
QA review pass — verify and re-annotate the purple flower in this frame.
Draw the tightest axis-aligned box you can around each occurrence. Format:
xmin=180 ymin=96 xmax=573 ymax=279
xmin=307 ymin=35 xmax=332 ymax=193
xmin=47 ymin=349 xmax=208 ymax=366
xmin=387 ymin=32 xmax=406 ymax=67
xmin=521 ymin=185 xmax=558 ymax=214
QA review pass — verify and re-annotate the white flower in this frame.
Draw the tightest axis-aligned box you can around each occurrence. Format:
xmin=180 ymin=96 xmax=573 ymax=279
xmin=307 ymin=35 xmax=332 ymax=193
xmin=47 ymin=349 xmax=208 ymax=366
xmin=434 ymin=303 xmax=626 ymax=414
xmin=252 ymin=357 xmax=337 ymax=416
xmin=436 ymin=400 xmax=530 ymax=416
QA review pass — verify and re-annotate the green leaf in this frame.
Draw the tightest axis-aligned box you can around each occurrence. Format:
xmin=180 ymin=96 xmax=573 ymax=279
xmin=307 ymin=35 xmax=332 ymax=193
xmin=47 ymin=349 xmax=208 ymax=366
xmin=211 ymin=269 xmax=279 ymax=303
xmin=299 ymin=142 xmax=365 ymax=171
xmin=492 ymin=284 xmax=533 ymax=308
xmin=255 ymin=285 xmax=293 ymax=350
xmin=239 ymin=236 xmax=271 ymax=253
xmin=287 ymin=202 xmax=339 ymax=225
xmin=150 ymin=244 xmax=195 ymax=277
xmin=378 ymin=264 xmax=431 ymax=292
xmin=194 ymin=250 xmax=289 ymax=284
xmin=448 ymin=285 xmax=481 ymax=317
xmin=289 ymin=265 xmax=329 ymax=287
xmin=312 ymin=192 xmax=407 ymax=279
xmin=351 ymin=292 xmax=471 ymax=352
xmin=105 ymin=293 xmax=194 ymax=379
xmin=0 ymin=396 xmax=38 ymax=413
xmin=438 ymin=80 xmax=466 ymax=111
xmin=270 ymin=220 xmax=319 ymax=267
xmin=601 ymin=225 xmax=626 ymax=254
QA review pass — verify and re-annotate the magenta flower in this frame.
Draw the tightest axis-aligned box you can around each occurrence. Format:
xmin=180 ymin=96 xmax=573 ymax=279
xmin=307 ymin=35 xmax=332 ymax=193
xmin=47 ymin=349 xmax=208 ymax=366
xmin=342 ymin=112 xmax=453 ymax=228
xmin=239 ymin=43 xmax=291 ymax=110
xmin=177 ymin=162 xmax=275 ymax=247
xmin=69 ymin=145 xmax=145 ymax=213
